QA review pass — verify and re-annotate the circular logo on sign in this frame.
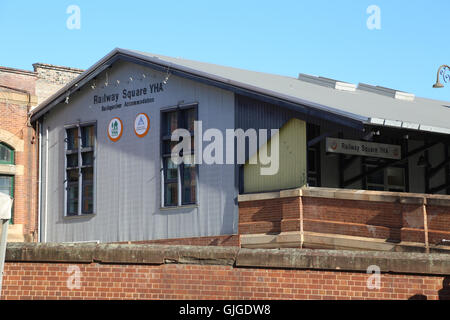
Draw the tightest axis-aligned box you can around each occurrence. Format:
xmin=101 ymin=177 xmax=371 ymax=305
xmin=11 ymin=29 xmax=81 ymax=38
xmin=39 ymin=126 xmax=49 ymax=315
xmin=331 ymin=141 xmax=338 ymax=150
xmin=134 ymin=113 xmax=150 ymax=138
xmin=107 ymin=117 xmax=123 ymax=142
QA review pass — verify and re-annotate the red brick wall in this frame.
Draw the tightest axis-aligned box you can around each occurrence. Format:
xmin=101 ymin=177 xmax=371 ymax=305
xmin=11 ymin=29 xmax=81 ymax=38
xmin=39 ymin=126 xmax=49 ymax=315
xmin=0 ymin=98 xmax=38 ymax=240
xmin=239 ymin=196 xmax=450 ymax=246
xmin=239 ymin=197 xmax=301 ymax=234
xmin=1 ymin=261 xmax=449 ymax=300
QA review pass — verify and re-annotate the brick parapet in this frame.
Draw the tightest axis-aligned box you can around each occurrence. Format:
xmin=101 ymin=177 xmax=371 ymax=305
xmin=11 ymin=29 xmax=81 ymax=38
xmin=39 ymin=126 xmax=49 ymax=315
xmin=238 ymin=187 xmax=450 ymax=251
xmin=2 ymin=243 xmax=450 ymax=300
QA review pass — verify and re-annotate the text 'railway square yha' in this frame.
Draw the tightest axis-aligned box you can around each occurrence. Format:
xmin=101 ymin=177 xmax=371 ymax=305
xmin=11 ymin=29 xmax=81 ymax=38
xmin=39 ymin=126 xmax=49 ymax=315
xmin=93 ymin=82 xmax=164 ymax=104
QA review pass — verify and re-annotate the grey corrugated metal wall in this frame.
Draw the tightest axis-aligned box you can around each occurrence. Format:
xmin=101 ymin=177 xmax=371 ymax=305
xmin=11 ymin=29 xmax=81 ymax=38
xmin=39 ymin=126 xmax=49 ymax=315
xmin=40 ymin=61 xmax=237 ymax=243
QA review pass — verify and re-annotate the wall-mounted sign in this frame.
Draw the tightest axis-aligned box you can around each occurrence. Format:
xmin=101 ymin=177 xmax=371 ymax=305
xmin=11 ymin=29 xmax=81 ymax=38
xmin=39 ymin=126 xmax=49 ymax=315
xmin=93 ymin=82 xmax=164 ymax=112
xmin=326 ymin=138 xmax=401 ymax=160
xmin=107 ymin=117 xmax=123 ymax=142
xmin=134 ymin=113 xmax=150 ymax=138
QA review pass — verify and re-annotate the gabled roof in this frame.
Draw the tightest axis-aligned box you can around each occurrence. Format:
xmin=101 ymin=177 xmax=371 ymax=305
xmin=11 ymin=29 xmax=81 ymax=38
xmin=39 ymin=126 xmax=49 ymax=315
xmin=30 ymin=48 xmax=450 ymax=135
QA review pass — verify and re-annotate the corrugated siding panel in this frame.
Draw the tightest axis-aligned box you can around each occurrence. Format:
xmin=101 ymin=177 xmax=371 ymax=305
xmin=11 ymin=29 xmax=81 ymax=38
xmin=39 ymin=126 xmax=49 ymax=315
xmin=41 ymin=61 xmax=237 ymax=243
xmin=244 ymin=118 xmax=307 ymax=193
xmin=236 ymin=94 xmax=295 ymax=132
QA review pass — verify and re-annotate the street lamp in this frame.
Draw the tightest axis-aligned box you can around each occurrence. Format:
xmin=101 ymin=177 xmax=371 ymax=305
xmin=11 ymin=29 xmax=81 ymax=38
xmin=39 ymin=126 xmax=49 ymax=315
xmin=433 ymin=65 xmax=450 ymax=88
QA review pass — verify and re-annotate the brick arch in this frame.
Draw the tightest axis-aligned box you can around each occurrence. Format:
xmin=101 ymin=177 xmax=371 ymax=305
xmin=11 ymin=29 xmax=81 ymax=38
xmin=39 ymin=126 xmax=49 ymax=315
xmin=0 ymin=128 xmax=24 ymax=152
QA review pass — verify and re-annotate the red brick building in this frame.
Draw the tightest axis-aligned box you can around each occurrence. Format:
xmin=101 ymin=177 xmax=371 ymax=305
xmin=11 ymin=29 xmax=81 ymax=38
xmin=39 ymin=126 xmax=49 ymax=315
xmin=0 ymin=64 xmax=83 ymax=242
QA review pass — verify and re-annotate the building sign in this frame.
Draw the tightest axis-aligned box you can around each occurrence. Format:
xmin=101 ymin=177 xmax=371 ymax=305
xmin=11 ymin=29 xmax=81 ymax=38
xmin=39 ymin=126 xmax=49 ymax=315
xmin=107 ymin=117 xmax=123 ymax=142
xmin=325 ymin=138 xmax=401 ymax=160
xmin=93 ymin=82 xmax=164 ymax=112
xmin=134 ymin=113 xmax=150 ymax=138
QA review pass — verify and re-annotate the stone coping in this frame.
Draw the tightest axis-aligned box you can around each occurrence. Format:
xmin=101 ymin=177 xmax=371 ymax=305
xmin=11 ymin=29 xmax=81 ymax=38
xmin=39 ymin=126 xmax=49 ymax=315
xmin=238 ymin=187 xmax=450 ymax=207
xmin=32 ymin=63 xmax=85 ymax=74
xmin=0 ymin=66 xmax=37 ymax=77
xmin=5 ymin=243 xmax=450 ymax=276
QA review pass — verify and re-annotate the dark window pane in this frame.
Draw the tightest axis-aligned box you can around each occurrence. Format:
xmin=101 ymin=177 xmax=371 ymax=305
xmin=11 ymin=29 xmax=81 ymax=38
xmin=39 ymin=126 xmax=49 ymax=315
xmin=308 ymin=149 xmax=316 ymax=173
xmin=67 ymin=169 xmax=79 ymax=182
xmin=0 ymin=176 xmax=13 ymax=196
xmin=82 ymin=167 xmax=93 ymax=181
xmin=164 ymin=183 xmax=178 ymax=206
xmin=387 ymin=167 xmax=404 ymax=187
xmin=165 ymin=111 xmax=178 ymax=136
xmin=367 ymin=168 xmax=384 ymax=185
xmin=67 ymin=183 xmax=79 ymax=216
xmin=190 ymin=136 xmax=195 ymax=154
xmin=66 ymin=154 xmax=78 ymax=168
xmin=81 ymin=168 xmax=93 ymax=214
xmin=81 ymin=126 xmax=95 ymax=148
xmin=82 ymin=152 xmax=94 ymax=166
xmin=307 ymin=177 xmax=317 ymax=187
xmin=163 ymin=140 xmax=179 ymax=155
xmin=182 ymin=164 xmax=196 ymax=204
xmin=0 ymin=144 xmax=12 ymax=164
xmin=66 ymin=128 xmax=79 ymax=151
xmin=183 ymin=108 xmax=196 ymax=132
xmin=165 ymin=158 xmax=178 ymax=181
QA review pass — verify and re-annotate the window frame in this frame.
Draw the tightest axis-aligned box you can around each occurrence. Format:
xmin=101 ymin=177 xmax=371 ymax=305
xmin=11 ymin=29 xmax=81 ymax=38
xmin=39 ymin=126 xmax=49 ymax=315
xmin=0 ymin=174 xmax=14 ymax=223
xmin=160 ymin=104 xmax=199 ymax=208
xmin=0 ymin=143 xmax=14 ymax=165
xmin=64 ymin=122 xmax=97 ymax=217
xmin=364 ymin=160 xmax=406 ymax=192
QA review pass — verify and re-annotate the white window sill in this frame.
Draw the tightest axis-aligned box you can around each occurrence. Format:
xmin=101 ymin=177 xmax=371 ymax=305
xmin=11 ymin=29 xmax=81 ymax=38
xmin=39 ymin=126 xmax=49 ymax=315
xmin=160 ymin=204 xmax=198 ymax=211
xmin=63 ymin=213 xmax=96 ymax=220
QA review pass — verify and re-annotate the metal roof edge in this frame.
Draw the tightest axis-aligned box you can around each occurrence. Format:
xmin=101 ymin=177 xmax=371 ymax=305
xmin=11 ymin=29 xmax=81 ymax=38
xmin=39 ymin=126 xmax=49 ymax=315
xmin=30 ymin=48 xmax=122 ymax=121
xmin=30 ymin=48 xmax=367 ymax=129
xmin=367 ymin=117 xmax=450 ymax=135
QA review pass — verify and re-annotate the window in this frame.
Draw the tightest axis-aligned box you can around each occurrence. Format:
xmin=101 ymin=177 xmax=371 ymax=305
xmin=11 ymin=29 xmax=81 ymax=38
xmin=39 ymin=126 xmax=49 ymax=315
xmin=161 ymin=106 xmax=198 ymax=207
xmin=0 ymin=143 xmax=14 ymax=222
xmin=0 ymin=143 xmax=14 ymax=164
xmin=65 ymin=124 xmax=96 ymax=216
xmin=0 ymin=175 xmax=14 ymax=223
xmin=365 ymin=159 xmax=405 ymax=192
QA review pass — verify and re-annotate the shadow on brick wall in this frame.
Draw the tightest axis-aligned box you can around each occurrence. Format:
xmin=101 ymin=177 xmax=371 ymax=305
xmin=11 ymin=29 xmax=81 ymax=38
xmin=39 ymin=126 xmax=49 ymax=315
xmin=438 ymin=277 xmax=450 ymax=300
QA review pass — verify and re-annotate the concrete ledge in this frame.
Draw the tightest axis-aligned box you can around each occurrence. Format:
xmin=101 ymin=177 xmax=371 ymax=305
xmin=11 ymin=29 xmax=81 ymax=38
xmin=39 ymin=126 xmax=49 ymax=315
xmin=238 ymin=187 xmax=450 ymax=206
xmin=5 ymin=242 xmax=450 ymax=276
xmin=5 ymin=243 xmax=239 ymax=266
xmin=236 ymin=248 xmax=450 ymax=275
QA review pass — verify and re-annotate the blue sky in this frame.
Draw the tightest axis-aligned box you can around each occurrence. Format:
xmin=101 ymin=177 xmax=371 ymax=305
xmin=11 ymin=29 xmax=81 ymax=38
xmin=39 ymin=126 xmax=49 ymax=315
xmin=1 ymin=0 xmax=449 ymax=101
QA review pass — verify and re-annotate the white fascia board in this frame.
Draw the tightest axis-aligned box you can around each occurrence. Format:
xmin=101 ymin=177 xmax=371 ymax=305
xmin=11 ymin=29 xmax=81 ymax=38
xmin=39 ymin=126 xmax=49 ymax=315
xmin=394 ymin=91 xmax=415 ymax=101
xmin=383 ymin=119 xmax=403 ymax=127
xmin=401 ymin=122 xmax=420 ymax=130
xmin=369 ymin=117 xmax=450 ymax=135
xmin=368 ymin=118 xmax=385 ymax=125
xmin=335 ymin=82 xmax=357 ymax=92
xmin=418 ymin=125 xmax=450 ymax=135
